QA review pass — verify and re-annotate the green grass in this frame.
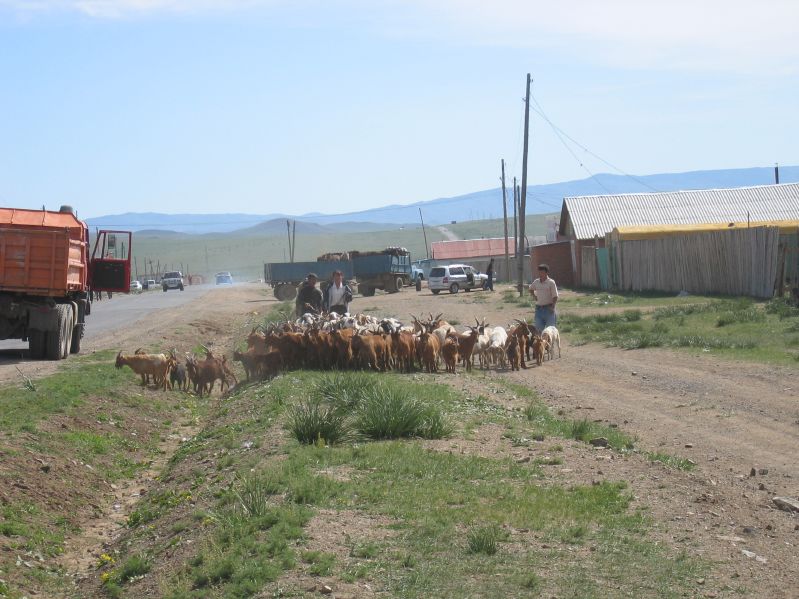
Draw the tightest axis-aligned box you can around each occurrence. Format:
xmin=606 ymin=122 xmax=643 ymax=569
xmin=645 ymin=452 xmax=696 ymax=471
xmin=100 ymin=369 xmax=706 ymax=599
xmin=0 ymin=349 xmax=131 ymax=432
xmin=559 ymin=296 xmax=799 ymax=364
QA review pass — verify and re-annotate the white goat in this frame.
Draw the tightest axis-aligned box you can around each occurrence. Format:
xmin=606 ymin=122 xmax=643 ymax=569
xmin=541 ymin=326 xmax=561 ymax=360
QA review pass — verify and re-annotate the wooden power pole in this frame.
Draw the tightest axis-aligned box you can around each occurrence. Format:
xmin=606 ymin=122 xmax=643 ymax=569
xmin=419 ymin=208 xmax=430 ymax=259
xmin=512 ymin=176 xmax=518 ymax=261
xmin=501 ymin=158 xmax=509 ymax=283
xmin=517 ymin=72 xmax=531 ymax=296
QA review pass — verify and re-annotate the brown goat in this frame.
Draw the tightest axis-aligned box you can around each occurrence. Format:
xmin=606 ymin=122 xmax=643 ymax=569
xmin=510 ymin=320 xmax=531 ymax=369
xmin=115 ymin=351 xmax=169 ymax=390
xmin=391 ymin=330 xmax=416 ymax=373
xmin=419 ymin=331 xmax=440 ymax=373
xmin=532 ymin=336 xmax=547 ymax=367
xmin=456 ymin=328 xmax=480 ymax=372
xmin=505 ymin=335 xmax=520 ymax=371
xmin=441 ymin=335 xmax=459 ymax=374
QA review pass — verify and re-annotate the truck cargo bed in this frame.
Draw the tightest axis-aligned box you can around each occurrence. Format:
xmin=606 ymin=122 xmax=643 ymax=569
xmin=0 ymin=227 xmax=86 ymax=296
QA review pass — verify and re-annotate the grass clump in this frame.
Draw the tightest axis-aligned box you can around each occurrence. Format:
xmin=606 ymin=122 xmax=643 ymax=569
xmin=466 ymin=524 xmax=502 ymax=555
xmin=356 ymin=385 xmax=450 ymax=440
xmin=286 ymin=398 xmax=353 ymax=446
xmin=646 ymin=452 xmax=696 ymax=471
xmin=287 ymin=372 xmax=452 ymax=443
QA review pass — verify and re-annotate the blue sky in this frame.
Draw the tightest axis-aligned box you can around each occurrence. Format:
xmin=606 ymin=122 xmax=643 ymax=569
xmin=0 ymin=0 xmax=797 ymax=218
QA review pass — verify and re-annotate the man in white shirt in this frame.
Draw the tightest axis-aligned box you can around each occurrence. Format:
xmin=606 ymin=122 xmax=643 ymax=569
xmin=323 ymin=270 xmax=353 ymax=314
xmin=528 ymin=263 xmax=558 ymax=332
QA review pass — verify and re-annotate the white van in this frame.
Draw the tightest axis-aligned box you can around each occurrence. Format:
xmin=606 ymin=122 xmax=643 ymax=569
xmin=427 ymin=264 xmax=488 ymax=294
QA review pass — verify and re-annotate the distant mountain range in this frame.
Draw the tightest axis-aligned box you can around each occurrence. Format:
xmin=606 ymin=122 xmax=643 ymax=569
xmin=86 ymin=166 xmax=798 ymax=234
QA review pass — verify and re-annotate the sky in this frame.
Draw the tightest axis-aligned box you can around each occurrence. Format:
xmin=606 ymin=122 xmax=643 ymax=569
xmin=0 ymin=0 xmax=797 ymax=219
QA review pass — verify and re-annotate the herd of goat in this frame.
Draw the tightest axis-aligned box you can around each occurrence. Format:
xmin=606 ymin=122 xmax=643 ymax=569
xmin=114 ymin=311 xmax=562 ymax=395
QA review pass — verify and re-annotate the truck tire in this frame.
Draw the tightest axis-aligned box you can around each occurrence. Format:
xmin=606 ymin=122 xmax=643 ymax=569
xmin=70 ymin=301 xmax=85 ymax=355
xmin=361 ymin=286 xmax=375 ymax=297
xmin=163 ymin=286 xmax=168 ymax=292
xmin=29 ymin=330 xmax=46 ymax=359
xmin=274 ymin=284 xmax=297 ymax=301
xmin=415 ymin=277 xmax=422 ymax=292
xmin=46 ymin=304 xmax=72 ymax=360
xmin=392 ymin=277 xmax=403 ymax=293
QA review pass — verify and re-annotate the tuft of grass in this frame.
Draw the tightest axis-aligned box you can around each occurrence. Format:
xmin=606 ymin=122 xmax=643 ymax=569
xmin=646 ymin=452 xmax=696 ymax=471
xmin=355 ymin=385 xmax=450 ymax=440
xmin=116 ymin=554 xmax=151 ymax=584
xmin=233 ymin=473 xmax=280 ymax=517
xmin=466 ymin=524 xmax=501 ymax=555
xmin=286 ymin=398 xmax=353 ymax=445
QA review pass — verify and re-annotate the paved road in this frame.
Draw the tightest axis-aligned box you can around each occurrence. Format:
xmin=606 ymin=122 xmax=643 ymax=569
xmin=0 ymin=285 xmax=211 ymax=354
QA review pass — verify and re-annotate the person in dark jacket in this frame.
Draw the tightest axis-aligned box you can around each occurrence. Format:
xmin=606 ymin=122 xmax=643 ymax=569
xmin=484 ymin=258 xmax=495 ymax=291
xmin=295 ymin=273 xmax=323 ymax=316
xmin=323 ymin=270 xmax=354 ymax=314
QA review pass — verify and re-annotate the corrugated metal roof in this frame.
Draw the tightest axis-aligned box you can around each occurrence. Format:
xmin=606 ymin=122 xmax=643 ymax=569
xmin=560 ymin=182 xmax=799 ymax=240
xmin=431 ymin=237 xmax=512 ymax=260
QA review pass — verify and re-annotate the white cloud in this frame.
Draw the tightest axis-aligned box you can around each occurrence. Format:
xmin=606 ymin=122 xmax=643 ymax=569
xmin=402 ymin=0 xmax=799 ymax=72
xmin=3 ymin=0 xmax=797 ymax=72
xmin=0 ymin=0 xmax=265 ymax=18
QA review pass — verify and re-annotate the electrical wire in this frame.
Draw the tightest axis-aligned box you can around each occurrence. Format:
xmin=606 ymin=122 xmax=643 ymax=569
xmin=530 ymin=94 xmax=662 ymax=193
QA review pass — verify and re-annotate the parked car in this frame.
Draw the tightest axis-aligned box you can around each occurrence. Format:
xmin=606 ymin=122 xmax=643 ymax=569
xmin=130 ymin=280 xmax=143 ymax=292
xmin=162 ymin=271 xmax=184 ymax=292
xmin=215 ymin=272 xmax=233 ymax=285
xmin=427 ymin=264 xmax=488 ymax=294
xmin=143 ymin=279 xmax=156 ymax=290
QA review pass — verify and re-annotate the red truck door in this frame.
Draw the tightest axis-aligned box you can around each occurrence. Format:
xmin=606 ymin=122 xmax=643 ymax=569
xmin=90 ymin=230 xmax=132 ymax=292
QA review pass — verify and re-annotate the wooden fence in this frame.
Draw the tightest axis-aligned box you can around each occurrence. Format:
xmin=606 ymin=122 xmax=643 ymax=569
xmin=606 ymin=226 xmax=781 ymax=298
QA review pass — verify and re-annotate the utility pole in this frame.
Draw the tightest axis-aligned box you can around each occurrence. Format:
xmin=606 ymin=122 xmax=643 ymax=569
xmin=517 ymin=72 xmax=531 ymax=296
xmin=775 ymin=163 xmax=780 ymax=184
xmin=419 ymin=208 xmax=430 ymax=259
xmin=292 ymin=220 xmax=297 ymax=262
xmin=512 ymin=176 xmax=518 ymax=262
xmin=501 ymin=158 xmax=509 ymax=283
xmin=286 ymin=220 xmax=293 ymax=263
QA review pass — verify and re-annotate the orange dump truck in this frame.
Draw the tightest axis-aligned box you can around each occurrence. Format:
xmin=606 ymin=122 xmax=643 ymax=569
xmin=0 ymin=205 xmax=131 ymax=360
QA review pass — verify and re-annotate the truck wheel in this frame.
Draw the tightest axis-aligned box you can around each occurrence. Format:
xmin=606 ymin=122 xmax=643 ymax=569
xmin=274 ymin=284 xmax=297 ymax=301
xmin=415 ymin=277 xmax=422 ymax=292
xmin=179 ymin=284 xmax=184 ymax=291
xmin=46 ymin=304 xmax=72 ymax=360
xmin=361 ymin=286 xmax=375 ymax=297
xmin=392 ymin=277 xmax=403 ymax=293
xmin=29 ymin=330 xmax=46 ymax=359
xmin=163 ymin=286 xmax=168 ymax=292
xmin=70 ymin=301 xmax=85 ymax=354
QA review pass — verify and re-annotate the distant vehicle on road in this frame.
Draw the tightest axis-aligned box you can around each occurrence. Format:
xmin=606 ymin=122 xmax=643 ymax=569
xmin=215 ymin=272 xmax=233 ymax=285
xmin=427 ymin=264 xmax=488 ymax=294
xmin=143 ymin=279 xmax=156 ymax=290
xmin=162 ymin=271 xmax=184 ymax=292
xmin=130 ymin=280 xmax=143 ymax=292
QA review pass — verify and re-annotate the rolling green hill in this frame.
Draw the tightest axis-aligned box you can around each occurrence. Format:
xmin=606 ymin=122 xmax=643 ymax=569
xmin=129 ymin=214 xmax=559 ymax=282
xmin=130 ymin=225 xmax=445 ymax=281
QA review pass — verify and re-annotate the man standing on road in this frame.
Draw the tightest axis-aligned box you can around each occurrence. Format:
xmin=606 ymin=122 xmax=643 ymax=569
xmin=484 ymin=258 xmax=495 ymax=292
xmin=529 ymin=264 xmax=558 ymax=331
xmin=324 ymin=270 xmax=353 ymax=315
xmin=296 ymin=273 xmax=323 ymax=317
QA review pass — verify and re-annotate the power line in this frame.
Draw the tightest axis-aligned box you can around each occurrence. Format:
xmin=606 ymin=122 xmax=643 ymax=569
xmin=529 ymin=94 xmax=662 ymax=193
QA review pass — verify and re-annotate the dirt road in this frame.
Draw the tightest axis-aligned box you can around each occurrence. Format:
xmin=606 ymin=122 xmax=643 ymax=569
xmin=0 ymin=284 xmax=265 ymax=384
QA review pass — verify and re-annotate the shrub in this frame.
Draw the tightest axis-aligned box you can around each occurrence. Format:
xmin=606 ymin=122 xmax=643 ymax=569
xmin=233 ymin=473 xmax=280 ymax=518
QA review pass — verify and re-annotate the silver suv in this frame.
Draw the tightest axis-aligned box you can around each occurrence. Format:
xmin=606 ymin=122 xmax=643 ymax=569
xmin=427 ymin=264 xmax=488 ymax=294
xmin=162 ymin=271 xmax=184 ymax=292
